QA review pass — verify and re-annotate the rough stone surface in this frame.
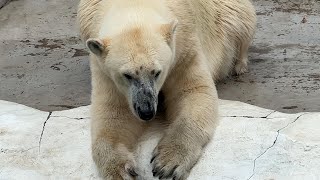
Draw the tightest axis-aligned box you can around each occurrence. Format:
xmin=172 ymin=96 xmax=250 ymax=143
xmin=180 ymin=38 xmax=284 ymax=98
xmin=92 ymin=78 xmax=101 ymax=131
xmin=1 ymin=100 xmax=319 ymax=179
xmin=0 ymin=0 xmax=91 ymax=111
xmin=217 ymin=0 xmax=320 ymax=113
xmin=0 ymin=0 xmax=10 ymax=9
xmin=0 ymin=0 xmax=319 ymax=113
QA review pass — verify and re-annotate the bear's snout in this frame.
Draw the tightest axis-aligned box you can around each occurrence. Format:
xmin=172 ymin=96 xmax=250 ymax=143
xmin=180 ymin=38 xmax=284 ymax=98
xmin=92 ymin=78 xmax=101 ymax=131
xmin=132 ymin=83 xmax=157 ymax=121
xmin=134 ymin=101 xmax=155 ymax=121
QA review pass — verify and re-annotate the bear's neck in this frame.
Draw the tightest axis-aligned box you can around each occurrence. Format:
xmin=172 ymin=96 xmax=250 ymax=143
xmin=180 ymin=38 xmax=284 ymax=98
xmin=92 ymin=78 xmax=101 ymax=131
xmin=98 ymin=0 xmax=172 ymax=38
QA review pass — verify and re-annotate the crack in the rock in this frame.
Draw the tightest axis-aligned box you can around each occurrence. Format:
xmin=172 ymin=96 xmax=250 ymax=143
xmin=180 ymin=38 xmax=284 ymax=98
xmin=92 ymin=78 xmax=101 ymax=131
xmin=51 ymin=115 xmax=90 ymax=120
xmin=38 ymin=112 xmax=52 ymax=153
xmin=21 ymin=146 xmax=38 ymax=153
xmin=222 ymin=110 xmax=276 ymax=119
xmin=247 ymin=113 xmax=307 ymax=180
xmin=264 ymin=110 xmax=277 ymax=118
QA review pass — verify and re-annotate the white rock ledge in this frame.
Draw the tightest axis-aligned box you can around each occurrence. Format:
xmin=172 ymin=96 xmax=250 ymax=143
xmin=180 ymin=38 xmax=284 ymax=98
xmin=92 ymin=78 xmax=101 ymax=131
xmin=0 ymin=100 xmax=319 ymax=180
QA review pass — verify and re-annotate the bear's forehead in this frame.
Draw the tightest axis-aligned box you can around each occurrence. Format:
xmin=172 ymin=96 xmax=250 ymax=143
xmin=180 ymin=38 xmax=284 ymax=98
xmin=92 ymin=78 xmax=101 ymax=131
xmin=119 ymin=27 xmax=152 ymax=42
xmin=114 ymin=27 xmax=157 ymax=53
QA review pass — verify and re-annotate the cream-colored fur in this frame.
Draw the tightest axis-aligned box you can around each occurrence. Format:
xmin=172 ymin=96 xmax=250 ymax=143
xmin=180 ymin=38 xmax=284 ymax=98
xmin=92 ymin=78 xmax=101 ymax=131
xmin=77 ymin=0 xmax=256 ymax=179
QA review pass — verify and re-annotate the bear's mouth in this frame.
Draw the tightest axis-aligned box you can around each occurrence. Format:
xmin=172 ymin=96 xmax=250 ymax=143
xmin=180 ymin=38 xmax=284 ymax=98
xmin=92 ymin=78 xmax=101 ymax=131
xmin=156 ymin=91 xmax=165 ymax=113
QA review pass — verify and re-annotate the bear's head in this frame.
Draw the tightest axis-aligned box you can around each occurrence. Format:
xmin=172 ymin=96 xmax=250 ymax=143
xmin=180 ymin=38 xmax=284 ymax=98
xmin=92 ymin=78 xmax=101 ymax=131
xmin=86 ymin=20 xmax=178 ymax=121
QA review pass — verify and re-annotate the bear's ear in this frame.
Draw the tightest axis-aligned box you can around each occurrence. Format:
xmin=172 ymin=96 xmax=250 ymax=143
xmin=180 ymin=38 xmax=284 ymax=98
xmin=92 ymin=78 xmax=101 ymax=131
xmin=86 ymin=38 xmax=109 ymax=56
xmin=158 ymin=20 xmax=178 ymax=45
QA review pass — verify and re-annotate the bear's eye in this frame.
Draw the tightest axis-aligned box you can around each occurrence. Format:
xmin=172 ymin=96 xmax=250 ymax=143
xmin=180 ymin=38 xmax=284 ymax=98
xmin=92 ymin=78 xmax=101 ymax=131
xmin=123 ymin=73 xmax=133 ymax=81
xmin=155 ymin=71 xmax=161 ymax=79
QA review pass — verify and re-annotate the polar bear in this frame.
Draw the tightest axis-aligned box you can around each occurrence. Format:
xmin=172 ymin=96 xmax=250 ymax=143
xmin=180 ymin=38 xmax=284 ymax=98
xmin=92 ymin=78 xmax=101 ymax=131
xmin=77 ymin=0 xmax=256 ymax=179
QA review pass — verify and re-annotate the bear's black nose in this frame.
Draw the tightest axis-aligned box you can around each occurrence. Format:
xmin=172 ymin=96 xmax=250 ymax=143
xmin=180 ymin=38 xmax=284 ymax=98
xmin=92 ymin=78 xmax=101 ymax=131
xmin=136 ymin=102 xmax=155 ymax=121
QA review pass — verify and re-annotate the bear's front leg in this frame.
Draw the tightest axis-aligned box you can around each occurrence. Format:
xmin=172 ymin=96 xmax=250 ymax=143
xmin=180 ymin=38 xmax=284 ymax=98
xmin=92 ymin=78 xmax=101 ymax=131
xmin=151 ymin=59 xmax=219 ymax=180
xmin=91 ymin=104 xmax=147 ymax=180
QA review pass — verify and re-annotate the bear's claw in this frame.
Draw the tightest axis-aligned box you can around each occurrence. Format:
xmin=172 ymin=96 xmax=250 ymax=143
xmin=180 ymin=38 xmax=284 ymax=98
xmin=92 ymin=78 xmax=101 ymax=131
xmin=151 ymin=141 xmax=192 ymax=180
xmin=127 ymin=168 xmax=138 ymax=177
